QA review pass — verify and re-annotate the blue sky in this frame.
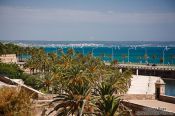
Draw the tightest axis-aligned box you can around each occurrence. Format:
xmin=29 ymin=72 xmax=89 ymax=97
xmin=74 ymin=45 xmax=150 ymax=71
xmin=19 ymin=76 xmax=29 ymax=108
xmin=0 ymin=0 xmax=175 ymax=41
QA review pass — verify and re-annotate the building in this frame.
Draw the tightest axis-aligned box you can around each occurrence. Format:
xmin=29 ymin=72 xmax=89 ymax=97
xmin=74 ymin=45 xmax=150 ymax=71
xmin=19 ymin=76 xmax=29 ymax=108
xmin=0 ymin=54 xmax=17 ymax=63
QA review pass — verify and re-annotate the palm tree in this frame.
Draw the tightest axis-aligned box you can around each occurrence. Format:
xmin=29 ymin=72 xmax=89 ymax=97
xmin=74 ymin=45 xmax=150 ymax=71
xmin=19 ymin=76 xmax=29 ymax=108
xmin=94 ymin=82 xmax=116 ymax=97
xmin=99 ymin=53 xmax=105 ymax=60
xmin=152 ymin=54 xmax=157 ymax=64
xmin=25 ymin=47 xmax=49 ymax=74
xmin=0 ymin=42 xmax=4 ymax=55
xmin=48 ymin=52 xmax=58 ymax=70
xmin=93 ymin=81 xmax=129 ymax=116
xmin=45 ymin=49 xmax=132 ymax=115
xmin=24 ymin=59 xmax=35 ymax=74
xmin=102 ymin=68 xmax=132 ymax=94
xmin=95 ymin=95 xmax=121 ymax=116
xmin=64 ymin=64 xmax=86 ymax=85
xmin=144 ymin=53 xmax=148 ymax=64
xmin=48 ymin=82 xmax=91 ymax=116
xmin=1 ymin=43 xmax=7 ymax=56
xmin=111 ymin=59 xmax=118 ymax=67
xmin=41 ymin=73 xmax=54 ymax=93
xmin=160 ymin=57 xmax=163 ymax=64
xmin=137 ymin=56 xmax=142 ymax=64
xmin=121 ymin=54 xmax=127 ymax=63
xmin=67 ymin=48 xmax=74 ymax=56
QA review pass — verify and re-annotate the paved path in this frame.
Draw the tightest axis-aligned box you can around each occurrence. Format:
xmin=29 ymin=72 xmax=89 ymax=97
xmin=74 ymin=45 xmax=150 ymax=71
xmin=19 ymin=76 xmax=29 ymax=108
xmin=127 ymin=100 xmax=175 ymax=113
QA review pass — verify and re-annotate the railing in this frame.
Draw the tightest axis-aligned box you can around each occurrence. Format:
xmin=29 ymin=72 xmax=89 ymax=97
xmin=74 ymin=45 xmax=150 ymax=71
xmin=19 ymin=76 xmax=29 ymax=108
xmin=117 ymin=63 xmax=175 ymax=70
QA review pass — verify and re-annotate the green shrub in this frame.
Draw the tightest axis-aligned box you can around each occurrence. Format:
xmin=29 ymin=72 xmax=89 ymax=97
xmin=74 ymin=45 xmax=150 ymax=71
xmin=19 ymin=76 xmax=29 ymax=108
xmin=23 ymin=74 xmax=43 ymax=90
xmin=0 ymin=63 xmax=44 ymax=91
xmin=0 ymin=63 xmax=23 ymax=79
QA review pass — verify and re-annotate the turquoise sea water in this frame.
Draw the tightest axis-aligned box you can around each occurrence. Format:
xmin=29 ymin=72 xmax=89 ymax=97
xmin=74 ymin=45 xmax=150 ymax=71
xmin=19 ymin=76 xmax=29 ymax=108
xmin=44 ymin=46 xmax=175 ymax=65
xmin=3 ymin=40 xmax=174 ymax=64
xmin=8 ymin=40 xmax=174 ymax=64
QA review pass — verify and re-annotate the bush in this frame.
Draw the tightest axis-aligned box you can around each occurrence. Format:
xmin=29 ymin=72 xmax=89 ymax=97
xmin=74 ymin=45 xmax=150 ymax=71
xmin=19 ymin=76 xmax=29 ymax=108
xmin=23 ymin=74 xmax=43 ymax=90
xmin=0 ymin=63 xmax=23 ymax=79
xmin=0 ymin=63 xmax=43 ymax=91
xmin=0 ymin=87 xmax=33 ymax=116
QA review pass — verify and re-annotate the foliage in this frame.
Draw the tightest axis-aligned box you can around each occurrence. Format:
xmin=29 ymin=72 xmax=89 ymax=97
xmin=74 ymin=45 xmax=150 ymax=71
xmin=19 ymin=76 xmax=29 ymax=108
xmin=121 ymin=54 xmax=127 ymax=63
xmin=93 ymin=80 xmax=129 ymax=116
xmin=0 ymin=42 xmax=32 ymax=61
xmin=0 ymin=42 xmax=133 ymax=115
xmin=95 ymin=95 xmax=121 ymax=116
xmin=48 ymin=82 xmax=91 ymax=116
xmin=0 ymin=63 xmax=23 ymax=79
xmin=160 ymin=57 xmax=163 ymax=64
xmin=45 ymin=48 xmax=132 ymax=116
xmin=0 ymin=62 xmax=43 ymax=91
xmin=22 ymin=73 xmax=43 ymax=90
xmin=0 ymin=87 xmax=32 ymax=116
xmin=95 ymin=82 xmax=116 ymax=96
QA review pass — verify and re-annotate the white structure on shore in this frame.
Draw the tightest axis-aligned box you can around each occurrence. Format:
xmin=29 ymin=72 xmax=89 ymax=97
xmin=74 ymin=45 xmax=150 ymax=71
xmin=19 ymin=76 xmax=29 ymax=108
xmin=127 ymin=75 xmax=164 ymax=94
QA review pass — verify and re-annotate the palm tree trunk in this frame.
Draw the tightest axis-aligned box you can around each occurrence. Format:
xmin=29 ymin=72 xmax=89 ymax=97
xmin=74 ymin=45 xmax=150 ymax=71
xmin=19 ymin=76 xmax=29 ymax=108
xmin=79 ymin=100 xmax=86 ymax=116
xmin=47 ymin=85 xmax=49 ymax=93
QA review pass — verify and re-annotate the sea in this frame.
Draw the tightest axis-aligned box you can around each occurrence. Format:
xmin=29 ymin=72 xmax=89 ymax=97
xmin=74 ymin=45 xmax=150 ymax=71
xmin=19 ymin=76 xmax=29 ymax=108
xmin=5 ymin=40 xmax=175 ymax=65
xmin=2 ymin=40 xmax=175 ymax=96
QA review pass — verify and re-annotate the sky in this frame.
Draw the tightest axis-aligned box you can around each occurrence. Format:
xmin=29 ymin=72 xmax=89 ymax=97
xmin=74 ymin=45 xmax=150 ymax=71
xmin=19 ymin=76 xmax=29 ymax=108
xmin=0 ymin=0 xmax=175 ymax=41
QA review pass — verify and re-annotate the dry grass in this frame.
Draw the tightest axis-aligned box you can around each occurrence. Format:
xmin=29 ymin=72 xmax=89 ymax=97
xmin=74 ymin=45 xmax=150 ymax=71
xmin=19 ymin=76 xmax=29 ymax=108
xmin=0 ymin=87 xmax=33 ymax=116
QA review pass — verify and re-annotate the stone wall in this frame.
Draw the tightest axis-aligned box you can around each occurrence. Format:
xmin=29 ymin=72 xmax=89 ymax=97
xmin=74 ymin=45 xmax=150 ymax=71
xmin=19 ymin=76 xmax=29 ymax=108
xmin=122 ymin=94 xmax=155 ymax=100
xmin=122 ymin=101 xmax=175 ymax=116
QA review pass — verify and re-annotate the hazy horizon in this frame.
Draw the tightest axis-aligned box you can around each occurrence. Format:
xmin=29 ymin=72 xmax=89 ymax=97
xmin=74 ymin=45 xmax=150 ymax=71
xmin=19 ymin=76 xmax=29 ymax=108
xmin=0 ymin=0 xmax=175 ymax=41
xmin=1 ymin=40 xmax=175 ymax=42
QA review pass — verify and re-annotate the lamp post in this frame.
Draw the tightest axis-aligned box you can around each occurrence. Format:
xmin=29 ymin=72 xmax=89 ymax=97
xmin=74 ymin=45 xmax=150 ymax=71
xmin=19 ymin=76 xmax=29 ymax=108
xmin=80 ymin=46 xmax=84 ymax=55
xmin=111 ymin=45 xmax=120 ymax=62
xmin=58 ymin=46 xmax=63 ymax=53
xmin=111 ymin=46 xmax=114 ymax=61
xmin=141 ymin=47 xmax=148 ymax=64
xmin=70 ymin=45 xmax=75 ymax=56
xmin=128 ymin=46 xmax=136 ymax=63
xmin=92 ymin=47 xmax=98 ymax=57
xmin=163 ymin=46 xmax=170 ymax=65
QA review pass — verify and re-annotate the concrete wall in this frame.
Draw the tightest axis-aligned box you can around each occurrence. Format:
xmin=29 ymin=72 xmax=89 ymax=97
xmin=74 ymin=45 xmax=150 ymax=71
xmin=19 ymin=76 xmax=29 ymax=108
xmin=122 ymin=94 xmax=155 ymax=100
